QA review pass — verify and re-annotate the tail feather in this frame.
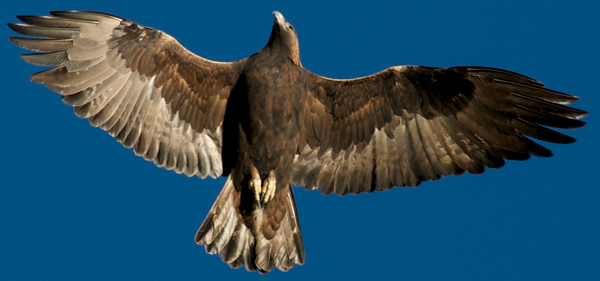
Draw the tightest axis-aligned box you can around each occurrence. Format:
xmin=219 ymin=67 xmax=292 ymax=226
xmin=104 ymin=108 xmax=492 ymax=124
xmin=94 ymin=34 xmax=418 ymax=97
xmin=195 ymin=176 xmax=305 ymax=273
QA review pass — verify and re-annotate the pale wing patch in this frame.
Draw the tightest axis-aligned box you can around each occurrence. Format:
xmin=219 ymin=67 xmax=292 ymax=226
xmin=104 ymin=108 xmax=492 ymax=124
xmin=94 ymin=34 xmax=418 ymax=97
xmin=83 ymin=71 xmax=224 ymax=179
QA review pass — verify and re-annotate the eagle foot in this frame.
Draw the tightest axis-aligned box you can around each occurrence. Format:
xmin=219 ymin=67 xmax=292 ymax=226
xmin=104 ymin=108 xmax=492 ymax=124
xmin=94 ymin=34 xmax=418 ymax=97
xmin=260 ymin=171 xmax=276 ymax=205
xmin=248 ymin=170 xmax=276 ymax=206
xmin=249 ymin=177 xmax=262 ymax=205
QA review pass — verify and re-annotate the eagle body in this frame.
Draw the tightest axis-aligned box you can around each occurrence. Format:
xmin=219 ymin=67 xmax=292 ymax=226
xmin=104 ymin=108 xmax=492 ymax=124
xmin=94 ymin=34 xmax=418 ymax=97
xmin=9 ymin=11 xmax=587 ymax=273
xmin=228 ymin=50 xmax=306 ymax=190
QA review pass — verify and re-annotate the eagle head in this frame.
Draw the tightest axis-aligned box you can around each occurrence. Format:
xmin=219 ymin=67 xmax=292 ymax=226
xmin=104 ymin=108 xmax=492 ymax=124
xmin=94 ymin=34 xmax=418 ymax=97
xmin=267 ymin=11 xmax=301 ymax=65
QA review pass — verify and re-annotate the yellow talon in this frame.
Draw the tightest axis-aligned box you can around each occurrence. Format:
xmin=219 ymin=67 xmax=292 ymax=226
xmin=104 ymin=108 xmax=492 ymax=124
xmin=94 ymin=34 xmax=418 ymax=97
xmin=260 ymin=171 xmax=277 ymax=205
xmin=249 ymin=178 xmax=262 ymax=203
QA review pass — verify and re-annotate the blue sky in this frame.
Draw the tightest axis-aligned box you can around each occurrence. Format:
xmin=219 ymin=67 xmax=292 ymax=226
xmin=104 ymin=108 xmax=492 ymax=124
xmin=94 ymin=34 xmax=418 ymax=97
xmin=2 ymin=1 xmax=599 ymax=280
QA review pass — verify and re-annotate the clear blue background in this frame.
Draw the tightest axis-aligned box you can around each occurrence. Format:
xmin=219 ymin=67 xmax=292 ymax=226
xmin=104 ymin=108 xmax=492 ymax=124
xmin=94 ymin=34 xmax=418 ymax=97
xmin=2 ymin=1 xmax=599 ymax=280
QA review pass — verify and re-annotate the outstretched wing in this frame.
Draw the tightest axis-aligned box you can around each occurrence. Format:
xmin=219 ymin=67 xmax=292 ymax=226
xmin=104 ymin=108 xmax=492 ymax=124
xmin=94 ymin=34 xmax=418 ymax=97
xmin=292 ymin=66 xmax=587 ymax=195
xmin=9 ymin=11 xmax=245 ymax=179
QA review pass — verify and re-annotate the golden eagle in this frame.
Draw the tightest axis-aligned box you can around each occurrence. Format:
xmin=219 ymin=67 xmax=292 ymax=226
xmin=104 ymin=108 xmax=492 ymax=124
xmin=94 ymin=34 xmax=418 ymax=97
xmin=9 ymin=11 xmax=587 ymax=273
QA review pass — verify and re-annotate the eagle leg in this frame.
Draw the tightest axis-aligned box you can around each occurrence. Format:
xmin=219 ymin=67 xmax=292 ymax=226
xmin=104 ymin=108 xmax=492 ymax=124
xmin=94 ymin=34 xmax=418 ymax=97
xmin=248 ymin=165 xmax=263 ymax=205
xmin=260 ymin=171 xmax=277 ymax=205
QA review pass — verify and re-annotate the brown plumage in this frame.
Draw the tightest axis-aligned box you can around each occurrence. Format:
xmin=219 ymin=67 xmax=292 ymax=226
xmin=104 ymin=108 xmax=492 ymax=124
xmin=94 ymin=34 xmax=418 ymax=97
xmin=9 ymin=11 xmax=587 ymax=273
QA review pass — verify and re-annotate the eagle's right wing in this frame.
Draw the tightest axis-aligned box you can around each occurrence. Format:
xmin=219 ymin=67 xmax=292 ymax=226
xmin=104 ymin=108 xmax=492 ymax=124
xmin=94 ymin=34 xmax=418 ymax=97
xmin=9 ymin=11 xmax=246 ymax=178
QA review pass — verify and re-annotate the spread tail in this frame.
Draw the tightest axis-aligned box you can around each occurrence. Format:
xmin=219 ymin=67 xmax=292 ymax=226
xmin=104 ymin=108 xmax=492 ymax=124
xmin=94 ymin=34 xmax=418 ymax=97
xmin=195 ymin=176 xmax=305 ymax=273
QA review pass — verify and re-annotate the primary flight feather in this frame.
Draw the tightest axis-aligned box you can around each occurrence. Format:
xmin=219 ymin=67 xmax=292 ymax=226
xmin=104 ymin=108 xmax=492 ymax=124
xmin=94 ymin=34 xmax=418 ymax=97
xmin=9 ymin=11 xmax=587 ymax=273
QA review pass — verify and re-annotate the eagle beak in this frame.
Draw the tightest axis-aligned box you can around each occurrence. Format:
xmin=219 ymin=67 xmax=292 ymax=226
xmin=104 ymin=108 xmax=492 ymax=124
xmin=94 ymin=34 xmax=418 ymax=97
xmin=273 ymin=11 xmax=285 ymax=25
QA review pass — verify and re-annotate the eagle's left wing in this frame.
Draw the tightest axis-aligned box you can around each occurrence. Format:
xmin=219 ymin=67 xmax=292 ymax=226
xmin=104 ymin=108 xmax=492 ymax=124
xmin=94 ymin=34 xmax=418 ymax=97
xmin=292 ymin=66 xmax=587 ymax=195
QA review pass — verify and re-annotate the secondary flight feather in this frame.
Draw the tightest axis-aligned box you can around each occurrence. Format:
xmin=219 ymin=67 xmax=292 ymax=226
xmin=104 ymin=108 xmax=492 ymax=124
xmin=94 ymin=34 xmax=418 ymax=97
xmin=8 ymin=11 xmax=587 ymax=273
